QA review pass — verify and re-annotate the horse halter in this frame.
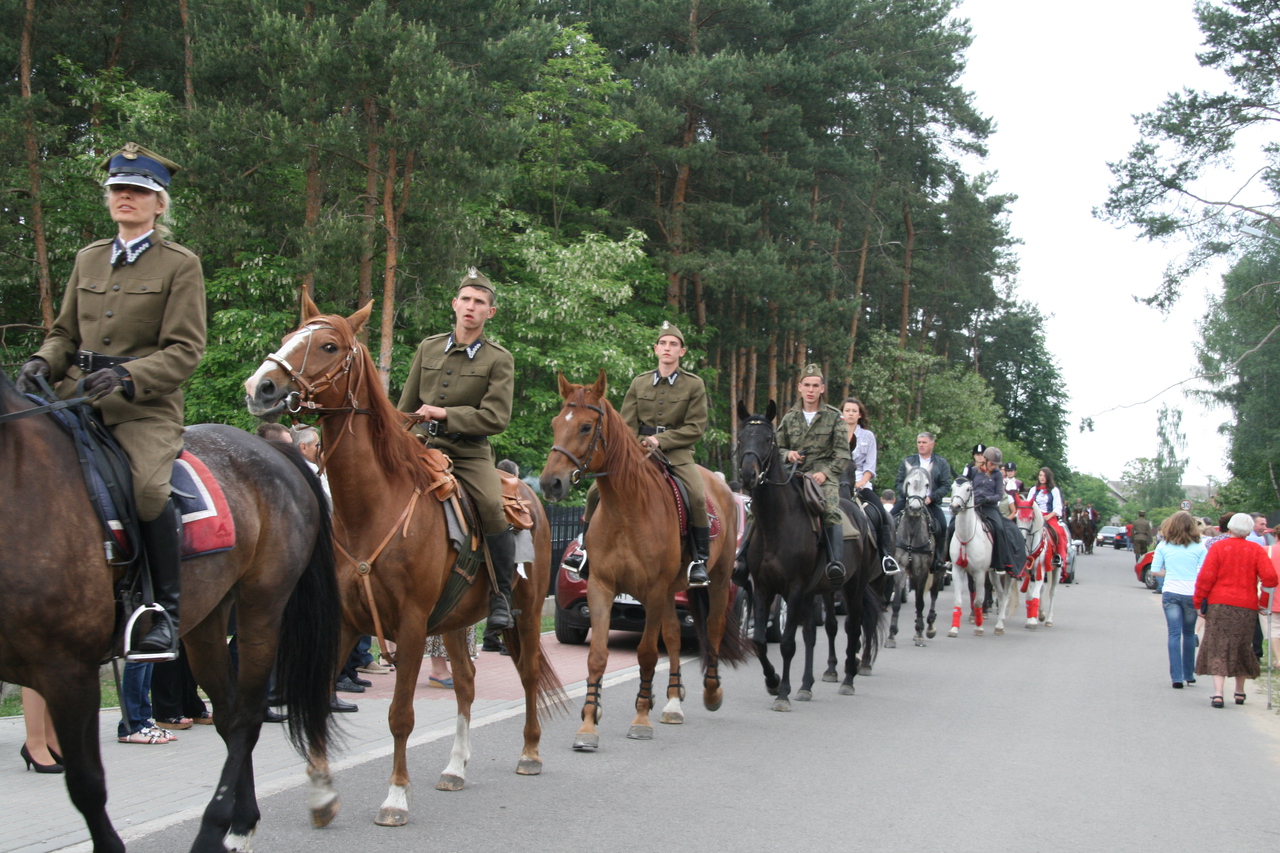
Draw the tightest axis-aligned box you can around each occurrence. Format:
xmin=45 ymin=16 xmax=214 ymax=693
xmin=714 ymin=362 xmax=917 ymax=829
xmin=265 ymin=323 xmax=362 ymax=414
xmin=549 ymin=400 xmax=608 ymax=485
xmin=736 ymin=419 xmax=794 ymax=487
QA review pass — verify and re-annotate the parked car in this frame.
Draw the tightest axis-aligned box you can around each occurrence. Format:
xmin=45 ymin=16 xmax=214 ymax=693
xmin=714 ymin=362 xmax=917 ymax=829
xmin=1134 ymin=551 xmax=1160 ymax=590
xmin=1097 ymin=525 xmax=1129 ymax=549
xmin=554 ymin=493 xmax=756 ymax=645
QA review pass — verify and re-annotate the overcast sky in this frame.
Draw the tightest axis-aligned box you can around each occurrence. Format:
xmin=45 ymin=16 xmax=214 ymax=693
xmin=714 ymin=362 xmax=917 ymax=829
xmin=957 ymin=0 xmax=1235 ymax=486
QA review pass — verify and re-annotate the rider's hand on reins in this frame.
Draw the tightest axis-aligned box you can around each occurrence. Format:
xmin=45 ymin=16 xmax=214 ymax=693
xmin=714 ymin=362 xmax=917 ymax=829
xmin=15 ymin=358 xmax=50 ymax=395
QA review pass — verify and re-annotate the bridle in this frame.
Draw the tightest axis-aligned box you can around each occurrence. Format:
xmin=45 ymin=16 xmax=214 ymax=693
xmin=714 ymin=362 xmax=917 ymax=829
xmin=549 ymin=399 xmax=609 ymax=485
xmin=736 ymin=419 xmax=796 ymax=488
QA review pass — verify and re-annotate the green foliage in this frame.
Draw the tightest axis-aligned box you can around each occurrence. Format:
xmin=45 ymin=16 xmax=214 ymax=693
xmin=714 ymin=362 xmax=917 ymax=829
xmin=1067 ymin=474 xmax=1122 ymax=524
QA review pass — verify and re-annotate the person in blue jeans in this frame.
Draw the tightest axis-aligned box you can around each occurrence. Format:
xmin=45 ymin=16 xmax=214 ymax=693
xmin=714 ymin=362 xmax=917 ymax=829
xmin=1150 ymin=511 xmax=1208 ymax=689
xmin=116 ymin=661 xmax=173 ymax=744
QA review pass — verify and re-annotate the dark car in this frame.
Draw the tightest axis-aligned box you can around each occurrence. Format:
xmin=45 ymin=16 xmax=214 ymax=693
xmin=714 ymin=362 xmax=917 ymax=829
xmin=1097 ymin=525 xmax=1129 ymax=549
xmin=554 ymin=493 xmax=755 ymax=645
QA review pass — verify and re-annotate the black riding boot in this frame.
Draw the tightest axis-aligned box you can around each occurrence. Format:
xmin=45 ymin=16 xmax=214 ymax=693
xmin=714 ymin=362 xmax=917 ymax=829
xmin=731 ymin=520 xmax=753 ymax=586
xmin=824 ymin=524 xmax=846 ymax=583
xmin=562 ymin=521 xmax=589 ymax=580
xmin=486 ymin=529 xmax=517 ymax=630
xmin=687 ymin=526 xmax=710 ymax=587
xmin=878 ymin=514 xmax=901 ymax=574
xmin=135 ymin=498 xmax=182 ymax=657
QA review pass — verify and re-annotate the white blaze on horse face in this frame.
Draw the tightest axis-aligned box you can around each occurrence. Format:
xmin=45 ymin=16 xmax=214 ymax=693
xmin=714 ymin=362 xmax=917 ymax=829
xmin=244 ymin=325 xmax=321 ymax=397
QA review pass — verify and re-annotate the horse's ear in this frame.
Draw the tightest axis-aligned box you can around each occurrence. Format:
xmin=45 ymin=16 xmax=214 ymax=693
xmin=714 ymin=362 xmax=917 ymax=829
xmin=591 ymin=368 xmax=607 ymax=399
xmin=557 ymin=372 xmax=573 ymax=400
xmin=300 ymin=287 xmax=322 ymax=322
xmin=737 ymin=399 xmax=750 ymax=422
xmin=348 ymin=301 xmax=373 ymax=335
xmin=766 ymin=399 xmax=777 ymax=423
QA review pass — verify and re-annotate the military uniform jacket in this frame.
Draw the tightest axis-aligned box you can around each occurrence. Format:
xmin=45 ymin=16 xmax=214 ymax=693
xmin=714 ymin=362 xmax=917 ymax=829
xmin=1132 ymin=517 xmax=1152 ymax=540
xmin=776 ymin=404 xmax=848 ymax=481
xmin=893 ymin=453 xmax=954 ymax=505
xmin=397 ymin=331 xmax=514 ymax=459
xmin=35 ymin=237 xmax=206 ymax=426
xmin=619 ymin=368 xmax=707 ymax=466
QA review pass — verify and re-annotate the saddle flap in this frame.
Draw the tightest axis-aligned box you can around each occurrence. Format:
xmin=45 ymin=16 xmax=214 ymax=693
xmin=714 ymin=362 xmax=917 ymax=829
xmin=799 ymin=473 xmax=826 ymax=519
xmin=838 ymin=508 xmax=861 ymax=540
xmin=659 ymin=465 xmax=721 ymax=539
xmin=498 ymin=469 xmax=534 ymax=531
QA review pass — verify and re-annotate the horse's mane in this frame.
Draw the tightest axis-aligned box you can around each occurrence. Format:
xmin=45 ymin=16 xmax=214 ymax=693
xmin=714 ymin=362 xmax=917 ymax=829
xmin=571 ymin=384 xmax=664 ymax=496
xmin=313 ymin=313 xmax=440 ymax=494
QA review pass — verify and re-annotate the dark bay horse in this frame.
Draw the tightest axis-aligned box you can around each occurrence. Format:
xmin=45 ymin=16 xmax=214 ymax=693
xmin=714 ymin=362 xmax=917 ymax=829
xmin=245 ymin=297 xmax=565 ymax=827
xmin=0 ymin=372 xmax=340 ymax=853
xmin=889 ymin=465 xmax=945 ymax=647
xmin=1069 ymin=509 xmax=1095 ymax=555
xmin=539 ymin=371 xmax=749 ymax=749
xmin=735 ymin=402 xmax=882 ymax=710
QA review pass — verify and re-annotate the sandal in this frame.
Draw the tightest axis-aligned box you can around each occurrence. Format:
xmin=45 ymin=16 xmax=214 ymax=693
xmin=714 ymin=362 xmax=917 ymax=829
xmin=1211 ymin=695 xmax=1224 ymax=709
xmin=1234 ymin=693 xmax=1246 ymax=705
xmin=192 ymin=711 xmax=213 ymax=725
xmin=155 ymin=716 xmax=194 ymax=730
xmin=119 ymin=728 xmax=170 ymax=744
xmin=427 ymin=675 xmax=454 ymax=689
xmin=144 ymin=722 xmax=176 ymax=741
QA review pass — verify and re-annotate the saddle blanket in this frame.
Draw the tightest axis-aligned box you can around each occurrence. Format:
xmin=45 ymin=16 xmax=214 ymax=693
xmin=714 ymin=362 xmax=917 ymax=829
xmin=661 ymin=469 xmax=721 ymax=539
xmin=107 ymin=451 xmax=236 ymax=560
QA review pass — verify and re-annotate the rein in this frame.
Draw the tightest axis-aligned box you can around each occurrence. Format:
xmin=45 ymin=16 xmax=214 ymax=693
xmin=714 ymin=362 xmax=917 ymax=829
xmin=549 ymin=399 xmax=609 ymax=485
xmin=0 ymin=392 xmax=95 ymax=425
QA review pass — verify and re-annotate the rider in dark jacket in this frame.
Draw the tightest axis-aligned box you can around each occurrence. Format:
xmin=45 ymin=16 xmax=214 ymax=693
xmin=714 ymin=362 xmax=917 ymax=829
xmin=973 ymin=447 xmax=1026 ymax=578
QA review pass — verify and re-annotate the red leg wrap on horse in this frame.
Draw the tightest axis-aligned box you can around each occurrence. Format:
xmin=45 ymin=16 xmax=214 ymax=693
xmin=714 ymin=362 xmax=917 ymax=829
xmin=1027 ymin=598 xmax=1039 ymax=620
xmin=951 ymin=607 xmax=962 ymax=629
xmin=975 ymin=607 xmax=984 ymax=627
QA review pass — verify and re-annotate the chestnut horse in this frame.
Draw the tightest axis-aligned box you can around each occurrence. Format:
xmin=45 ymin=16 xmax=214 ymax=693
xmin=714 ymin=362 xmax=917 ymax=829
xmin=0 ymin=372 xmax=340 ymax=853
xmin=245 ymin=298 xmax=564 ymax=828
xmin=539 ymin=371 xmax=749 ymax=749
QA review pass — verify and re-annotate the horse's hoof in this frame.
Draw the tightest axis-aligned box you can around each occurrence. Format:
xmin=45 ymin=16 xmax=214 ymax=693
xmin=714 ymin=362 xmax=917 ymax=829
xmin=838 ymin=684 xmax=855 ymax=696
xmin=1045 ymin=620 xmax=1053 ymax=627
xmin=974 ymin=627 xmax=983 ymax=636
xmin=948 ymin=628 xmax=959 ymax=638
xmin=1025 ymin=621 xmax=1038 ymax=631
xmin=772 ymin=699 xmax=792 ymax=712
xmin=310 ymin=800 xmax=340 ymax=829
xmin=435 ymin=774 xmax=465 ymax=792
xmin=223 ymin=830 xmax=255 ymax=852
xmin=765 ymin=679 xmax=779 ymax=697
xmin=796 ymin=689 xmax=812 ymax=701
xmin=914 ymin=639 xmax=926 ymax=647
xmin=860 ymin=662 xmax=872 ymax=674
xmin=627 ymin=724 xmax=654 ymax=740
xmin=885 ymin=637 xmax=897 ymax=649
xmin=703 ymin=689 xmax=723 ymax=712
xmin=375 ymin=807 xmax=408 ymax=827
xmin=572 ymin=732 xmax=600 ymax=751
xmin=926 ymin=627 xmax=937 ymax=639
xmin=516 ymin=758 xmax=542 ymax=776
xmin=994 ymin=627 xmax=1004 ymax=635
xmin=1039 ymin=613 xmax=1047 ymax=622
xmin=660 ymin=710 xmax=685 ymax=724
xmin=968 ymin=614 xmax=975 ymax=624
xmin=822 ymin=671 xmax=838 ymax=682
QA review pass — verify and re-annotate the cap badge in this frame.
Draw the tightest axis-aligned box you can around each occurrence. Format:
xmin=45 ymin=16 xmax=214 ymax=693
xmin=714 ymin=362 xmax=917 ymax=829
xmin=122 ymin=142 xmax=139 ymax=160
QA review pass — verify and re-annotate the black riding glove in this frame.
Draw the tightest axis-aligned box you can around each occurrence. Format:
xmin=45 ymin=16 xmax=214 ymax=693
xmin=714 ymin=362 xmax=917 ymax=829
xmin=15 ymin=358 xmax=51 ymax=395
xmin=84 ymin=367 xmax=126 ymax=400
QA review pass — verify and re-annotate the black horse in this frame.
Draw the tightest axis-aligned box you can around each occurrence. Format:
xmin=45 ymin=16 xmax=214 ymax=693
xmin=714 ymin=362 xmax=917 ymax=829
xmin=0 ymin=371 xmax=341 ymax=853
xmin=735 ymin=401 xmax=882 ymax=709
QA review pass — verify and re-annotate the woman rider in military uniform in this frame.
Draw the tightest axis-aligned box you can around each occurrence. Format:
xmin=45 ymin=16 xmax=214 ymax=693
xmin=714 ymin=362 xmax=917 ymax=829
xmin=562 ymin=321 xmax=711 ymax=587
xmin=777 ymin=365 xmax=849 ymax=582
xmin=397 ymin=269 xmax=518 ymax=628
xmin=16 ymin=144 xmax=206 ymax=658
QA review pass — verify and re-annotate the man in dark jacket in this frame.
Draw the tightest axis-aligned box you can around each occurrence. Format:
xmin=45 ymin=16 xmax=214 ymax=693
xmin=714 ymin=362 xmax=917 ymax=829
xmin=972 ymin=447 xmax=1026 ymax=578
xmin=892 ymin=432 xmax=954 ymax=571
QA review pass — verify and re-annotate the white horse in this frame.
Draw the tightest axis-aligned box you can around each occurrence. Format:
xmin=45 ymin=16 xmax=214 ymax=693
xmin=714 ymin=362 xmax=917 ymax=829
xmin=948 ymin=480 xmax=1012 ymax=636
xmin=1011 ymin=497 xmax=1058 ymax=629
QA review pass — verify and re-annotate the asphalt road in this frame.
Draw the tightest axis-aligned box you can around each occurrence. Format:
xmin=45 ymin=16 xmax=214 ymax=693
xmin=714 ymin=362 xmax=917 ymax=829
xmin=106 ymin=547 xmax=1280 ymax=851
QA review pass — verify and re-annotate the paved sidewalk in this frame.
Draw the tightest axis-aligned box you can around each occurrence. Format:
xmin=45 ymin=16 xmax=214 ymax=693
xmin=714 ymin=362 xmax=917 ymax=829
xmin=1 ymin=631 xmax=664 ymax=853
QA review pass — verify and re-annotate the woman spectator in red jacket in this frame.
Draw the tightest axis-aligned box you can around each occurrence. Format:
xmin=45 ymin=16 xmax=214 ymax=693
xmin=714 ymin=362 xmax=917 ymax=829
xmin=1193 ymin=512 xmax=1279 ymax=708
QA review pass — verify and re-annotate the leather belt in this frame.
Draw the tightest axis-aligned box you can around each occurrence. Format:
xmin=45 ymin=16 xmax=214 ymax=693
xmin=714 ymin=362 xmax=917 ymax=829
xmin=424 ymin=420 xmax=483 ymax=441
xmin=76 ymin=351 xmax=137 ymax=373
xmin=638 ymin=425 xmax=667 ymax=436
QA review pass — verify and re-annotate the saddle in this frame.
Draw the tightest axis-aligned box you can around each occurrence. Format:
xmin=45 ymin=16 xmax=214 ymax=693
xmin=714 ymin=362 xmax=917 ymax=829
xmin=655 ymin=458 xmax=721 ymax=540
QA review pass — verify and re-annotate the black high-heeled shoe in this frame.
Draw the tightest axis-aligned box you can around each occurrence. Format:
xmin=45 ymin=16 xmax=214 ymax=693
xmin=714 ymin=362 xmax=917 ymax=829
xmin=20 ymin=744 xmax=64 ymax=774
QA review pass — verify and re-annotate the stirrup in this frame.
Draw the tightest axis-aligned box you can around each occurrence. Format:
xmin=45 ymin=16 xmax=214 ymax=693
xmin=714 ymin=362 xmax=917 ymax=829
xmin=881 ymin=555 xmax=902 ymax=575
xmin=124 ymin=604 xmax=179 ymax=662
xmin=825 ymin=562 xmax=846 ymax=583
xmin=562 ymin=546 xmax=587 ymax=579
xmin=687 ymin=560 xmax=710 ymax=587
xmin=1052 ymin=554 xmax=1063 ymax=568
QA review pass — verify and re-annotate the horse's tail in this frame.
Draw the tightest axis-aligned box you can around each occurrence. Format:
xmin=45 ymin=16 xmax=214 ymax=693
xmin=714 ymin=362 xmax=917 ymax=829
xmin=270 ymin=442 xmax=341 ymax=758
xmin=688 ymin=586 xmax=753 ymax=669
xmin=860 ymin=582 xmax=883 ymax=669
xmin=503 ymin=628 xmax=571 ymax=721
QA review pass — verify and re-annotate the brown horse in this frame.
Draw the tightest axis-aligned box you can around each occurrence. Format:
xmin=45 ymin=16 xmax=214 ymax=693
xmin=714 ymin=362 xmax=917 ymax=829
xmin=538 ymin=371 xmax=750 ymax=750
xmin=244 ymin=297 xmax=565 ymax=828
xmin=1069 ymin=509 xmax=1096 ymax=555
xmin=0 ymin=372 xmax=340 ymax=853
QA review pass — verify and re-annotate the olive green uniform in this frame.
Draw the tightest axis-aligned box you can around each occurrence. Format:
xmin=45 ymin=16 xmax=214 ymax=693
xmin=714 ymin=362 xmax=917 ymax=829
xmin=619 ymin=368 xmax=709 ymax=526
xmin=35 ymin=238 xmax=206 ymax=521
xmin=777 ymin=403 xmax=848 ymax=527
xmin=397 ymin=331 xmax=514 ymax=534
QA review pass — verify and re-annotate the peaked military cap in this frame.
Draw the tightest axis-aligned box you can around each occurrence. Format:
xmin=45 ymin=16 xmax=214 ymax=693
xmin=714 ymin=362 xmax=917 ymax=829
xmin=102 ymin=142 xmax=180 ymax=192
xmin=458 ymin=266 xmax=495 ymax=298
xmin=656 ymin=320 xmax=685 ymax=345
xmin=801 ymin=363 xmax=824 ymax=380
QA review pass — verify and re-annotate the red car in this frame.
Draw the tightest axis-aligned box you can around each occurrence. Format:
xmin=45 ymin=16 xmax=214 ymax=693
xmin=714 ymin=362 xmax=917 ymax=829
xmin=1135 ymin=551 xmax=1158 ymax=589
xmin=553 ymin=493 xmax=751 ymax=645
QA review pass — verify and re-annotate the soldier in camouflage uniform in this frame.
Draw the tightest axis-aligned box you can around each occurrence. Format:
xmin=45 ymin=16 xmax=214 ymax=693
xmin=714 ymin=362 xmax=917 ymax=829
xmin=562 ymin=321 xmax=711 ymax=586
xmin=17 ymin=144 xmax=206 ymax=659
xmin=397 ymin=268 xmax=518 ymax=628
xmin=777 ymin=364 xmax=849 ymax=582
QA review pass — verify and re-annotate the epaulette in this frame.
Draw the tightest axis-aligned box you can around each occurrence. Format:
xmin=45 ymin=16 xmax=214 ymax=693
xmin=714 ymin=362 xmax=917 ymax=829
xmin=159 ymin=240 xmax=198 ymax=258
xmin=78 ymin=238 xmax=115 ymax=256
